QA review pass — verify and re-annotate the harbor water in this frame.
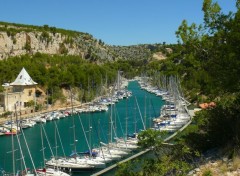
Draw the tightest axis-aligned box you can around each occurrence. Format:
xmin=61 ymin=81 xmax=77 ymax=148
xmin=0 ymin=81 xmax=164 ymax=175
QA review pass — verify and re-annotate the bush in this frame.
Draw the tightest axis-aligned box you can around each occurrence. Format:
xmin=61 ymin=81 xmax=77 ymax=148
xmin=202 ymin=169 xmax=212 ymax=176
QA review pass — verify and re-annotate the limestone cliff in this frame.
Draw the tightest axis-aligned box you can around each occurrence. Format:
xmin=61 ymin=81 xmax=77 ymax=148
xmin=0 ymin=22 xmax=172 ymax=61
xmin=0 ymin=22 xmax=115 ymax=61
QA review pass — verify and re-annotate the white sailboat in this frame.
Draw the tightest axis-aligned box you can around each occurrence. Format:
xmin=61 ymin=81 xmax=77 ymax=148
xmin=36 ymin=123 xmax=70 ymax=176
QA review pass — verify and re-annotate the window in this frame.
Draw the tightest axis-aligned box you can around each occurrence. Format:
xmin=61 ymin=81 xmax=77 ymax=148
xmin=29 ymin=90 xmax=32 ymax=96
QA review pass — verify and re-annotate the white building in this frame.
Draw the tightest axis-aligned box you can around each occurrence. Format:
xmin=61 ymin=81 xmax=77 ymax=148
xmin=0 ymin=67 xmax=37 ymax=113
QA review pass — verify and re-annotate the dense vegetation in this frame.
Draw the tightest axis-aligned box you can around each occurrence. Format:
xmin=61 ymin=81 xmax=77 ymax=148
xmin=116 ymin=129 xmax=197 ymax=176
xmin=0 ymin=22 xmax=168 ymax=105
xmin=1 ymin=0 xmax=240 ymax=175
xmin=0 ymin=53 xmax=147 ymax=103
xmin=0 ymin=21 xmax=88 ymax=38
xmin=116 ymin=0 xmax=240 ymax=175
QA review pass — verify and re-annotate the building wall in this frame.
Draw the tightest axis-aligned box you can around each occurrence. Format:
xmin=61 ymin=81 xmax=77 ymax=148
xmin=0 ymin=85 xmax=36 ymax=112
xmin=0 ymin=94 xmax=4 ymax=110
xmin=8 ymin=92 xmax=21 ymax=111
xmin=20 ymin=85 xmax=36 ymax=106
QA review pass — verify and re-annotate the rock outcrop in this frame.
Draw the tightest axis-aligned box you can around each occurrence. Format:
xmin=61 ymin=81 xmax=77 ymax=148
xmin=0 ymin=23 xmax=115 ymax=61
xmin=0 ymin=22 xmax=172 ymax=61
xmin=0 ymin=31 xmax=77 ymax=59
xmin=188 ymin=156 xmax=240 ymax=176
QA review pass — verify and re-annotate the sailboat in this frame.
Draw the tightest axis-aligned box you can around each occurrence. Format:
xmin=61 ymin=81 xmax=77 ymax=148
xmin=115 ymin=97 xmax=139 ymax=146
xmin=35 ymin=122 xmax=70 ymax=176
xmin=46 ymin=87 xmax=95 ymax=171
xmin=2 ymin=104 xmax=38 ymax=176
xmin=96 ymin=96 xmax=134 ymax=155
xmin=91 ymin=119 xmax=122 ymax=160
xmin=116 ymin=95 xmax=147 ymax=146
xmin=91 ymin=120 xmax=121 ymax=162
xmin=70 ymin=113 xmax=106 ymax=168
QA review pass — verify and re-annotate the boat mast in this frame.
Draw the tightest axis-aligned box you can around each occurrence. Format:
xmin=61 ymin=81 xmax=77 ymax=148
xmin=97 ymin=120 xmax=106 ymax=160
xmin=109 ymin=83 xmax=115 ymax=144
xmin=14 ymin=104 xmax=28 ymax=174
xmin=135 ymin=96 xmax=146 ymax=131
xmin=40 ymin=122 xmax=46 ymax=168
xmin=20 ymin=116 xmax=37 ymax=174
xmin=54 ymin=121 xmax=66 ymax=157
xmin=125 ymin=97 xmax=128 ymax=139
xmin=42 ymin=124 xmax=54 ymax=158
xmin=88 ymin=77 xmax=92 ymax=151
xmin=110 ymin=97 xmax=113 ymax=143
xmin=78 ymin=113 xmax=92 ymax=157
xmin=70 ymin=86 xmax=77 ymax=156
xmin=114 ymin=104 xmax=117 ymax=137
xmin=134 ymin=97 xmax=137 ymax=134
xmin=12 ymin=105 xmax=16 ymax=175
xmin=148 ymin=97 xmax=152 ymax=128
xmin=144 ymin=93 xmax=147 ymax=129
xmin=89 ymin=114 xmax=92 ymax=152
xmin=54 ymin=122 xmax=58 ymax=159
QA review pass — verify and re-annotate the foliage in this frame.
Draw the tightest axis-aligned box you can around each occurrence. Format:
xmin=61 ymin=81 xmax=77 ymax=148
xmin=202 ymin=169 xmax=213 ymax=176
xmin=137 ymin=129 xmax=167 ymax=158
xmin=190 ymin=94 xmax=240 ymax=152
xmin=58 ymin=43 xmax=68 ymax=54
xmin=115 ymin=160 xmax=139 ymax=176
xmin=24 ymin=42 xmax=31 ymax=52
xmin=35 ymin=103 xmax=43 ymax=112
xmin=0 ymin=53 xmax=145 ymax=103
xmin=117 ymin=129 xmax=194 ymax=175
xmin=118 ymin=0 xmax=240 ymax=175
xmin=25 ymin=100 xmax=35 ymax=107
xmin=0 ymin=111 xmax=12 ymax=118
xmin=1 ymin=2 xmax=240 ymax=175
xmin=172 ymin=0 xmax=240 ymax=152
xmin=145 ymin=0 xmax=240 ymax=101
xmin=0 ymin=21 xmax=88 ymax=38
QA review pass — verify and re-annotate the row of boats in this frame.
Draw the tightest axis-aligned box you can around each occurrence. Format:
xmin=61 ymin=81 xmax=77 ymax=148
xmin=42 ymin=84 xmax=138 ymax=173
xmin=40 ymin=78 xmax=191 ymax=174
xmin=1 ymin=82 xmax=138 ymax=175
xmin=138 ymin=77 xmax=191 ymax=132
xmin=0 ymin=89 xmax=132 ymax=136
xmin=44 ymin=136 xmax=139 ymax=172
xmin=1 ymin=77 xmax=191 ymax=175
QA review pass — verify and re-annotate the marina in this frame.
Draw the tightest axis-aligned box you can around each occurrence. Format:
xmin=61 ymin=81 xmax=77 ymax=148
xmin=92 ymin=77 xmax=194 ymax=176
xmin=0 ymin=80 xmax=165 ymax=175
xmin=0 ymin=2 xmax=237 ymax=174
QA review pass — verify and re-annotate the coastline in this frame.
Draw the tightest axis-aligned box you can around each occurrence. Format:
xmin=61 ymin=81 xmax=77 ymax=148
xmin=0 ymin=101 xmax=91 ymax=126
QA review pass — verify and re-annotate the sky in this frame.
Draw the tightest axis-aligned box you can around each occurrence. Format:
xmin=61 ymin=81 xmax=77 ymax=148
xmin=0 ymin=0 xmax=237 ymax=46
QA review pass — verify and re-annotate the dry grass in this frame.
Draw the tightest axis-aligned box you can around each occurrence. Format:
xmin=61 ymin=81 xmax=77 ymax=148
xmin=232 ymin=156 xmax=240 ymax=171
xmin=219 ymin=162 xmax=228 ymax=174
xmin=201 ymin=167 xmax=213 ymax=176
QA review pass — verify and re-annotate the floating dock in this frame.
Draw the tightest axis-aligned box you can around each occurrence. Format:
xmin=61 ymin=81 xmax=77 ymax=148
xmin=91 ymin=108 xmax=195 ymax=176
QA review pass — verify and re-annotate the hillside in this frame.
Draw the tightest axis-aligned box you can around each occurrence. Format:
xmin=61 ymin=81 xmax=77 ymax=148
xmin=109 ymin=44 xmax=172 ymax=61
xmin=0 ymin=22 xmax=170 ymax=62
xmin=0 ymin=22 xmax=116 ymax=61
xmin=0 ymin=21 xmax=174 ymax=118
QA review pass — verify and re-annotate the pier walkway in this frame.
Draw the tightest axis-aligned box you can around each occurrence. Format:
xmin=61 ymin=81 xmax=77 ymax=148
xmin=91 ymin=108 xmax=196 ymax=176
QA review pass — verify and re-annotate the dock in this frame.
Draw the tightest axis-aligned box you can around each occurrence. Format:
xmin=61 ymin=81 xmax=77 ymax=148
xmin=91 ymin=108 xmax=196 ymax=176
xmin=91 ymin=149 xmax=151 ymax=176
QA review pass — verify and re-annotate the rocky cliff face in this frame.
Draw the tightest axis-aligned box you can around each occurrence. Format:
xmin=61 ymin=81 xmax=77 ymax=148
xmin=0 ymin=31 xmax=78 ymax=59
xmin=0 ymin=23 xmax=115 ymax=61
xmin=0 ymin=22 xmax=170 ymax=61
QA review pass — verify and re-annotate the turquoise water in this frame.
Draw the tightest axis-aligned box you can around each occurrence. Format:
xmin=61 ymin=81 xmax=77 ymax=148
xmin=0 ymin=81 xmax=164 ymax=175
